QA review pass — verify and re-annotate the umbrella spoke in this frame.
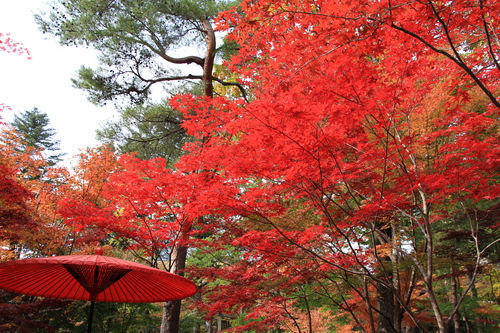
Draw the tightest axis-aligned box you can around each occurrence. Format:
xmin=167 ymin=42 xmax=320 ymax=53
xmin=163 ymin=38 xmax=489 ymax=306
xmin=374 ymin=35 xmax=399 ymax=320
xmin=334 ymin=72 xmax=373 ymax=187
xmin=63 ymin=264 xmax=131 ymax=298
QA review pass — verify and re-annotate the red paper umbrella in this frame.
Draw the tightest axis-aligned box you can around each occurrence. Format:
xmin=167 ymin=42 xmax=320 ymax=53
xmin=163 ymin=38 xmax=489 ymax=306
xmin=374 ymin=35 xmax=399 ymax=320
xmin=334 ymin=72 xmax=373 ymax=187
xmin=0 ymin=249 xmax=197 ymax=332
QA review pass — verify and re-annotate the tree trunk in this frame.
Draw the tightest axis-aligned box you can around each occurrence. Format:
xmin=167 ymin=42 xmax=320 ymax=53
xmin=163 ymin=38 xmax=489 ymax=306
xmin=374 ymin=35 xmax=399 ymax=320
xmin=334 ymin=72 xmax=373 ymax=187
xmin=160 ymin=244 xmax=189 ymax=333
xmin=205 ymin=319 xmax=214 ymax=333
xmin=377 ymin=280 xmax=396 ymax=333
xmin=202 ymin=19 xmax=216 ymax=98
xmin=161 ymin=301 xmax=180 ymax=333
xmin=300 ymin=286 xmax=313 ymax=333
xmin=450 ymin=268 xmax=460 ymax=333
xmin=374 ymin=224 xmax=396 ymax=333
xmin=360 ymin=276 xmax=377 ymax=333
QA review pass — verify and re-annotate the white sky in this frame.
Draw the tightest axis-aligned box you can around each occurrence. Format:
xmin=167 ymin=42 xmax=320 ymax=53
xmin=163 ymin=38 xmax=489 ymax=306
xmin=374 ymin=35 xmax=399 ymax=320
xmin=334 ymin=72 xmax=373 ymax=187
xmin=0 ymin=0 xmax=116 ymax=160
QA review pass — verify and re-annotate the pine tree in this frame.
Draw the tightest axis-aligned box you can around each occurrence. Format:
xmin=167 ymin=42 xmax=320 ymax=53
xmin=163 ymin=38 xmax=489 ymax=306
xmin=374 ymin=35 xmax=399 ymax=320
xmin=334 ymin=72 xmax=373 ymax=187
xmin=10 ymin=107 xmax=64 ymax=165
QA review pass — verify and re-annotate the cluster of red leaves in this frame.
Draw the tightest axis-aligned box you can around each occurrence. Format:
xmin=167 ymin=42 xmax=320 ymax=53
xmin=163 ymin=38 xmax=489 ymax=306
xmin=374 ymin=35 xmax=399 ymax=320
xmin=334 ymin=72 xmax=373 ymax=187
xmin=169 ymin=0 xmax=500 ymax=330
xmin=0 ymin=33 xmax=30 ymax=59
xmin=58 ymin=151 xmax=230 ymax=265
xmin=0 ymin=154 xmax=36 ymax=244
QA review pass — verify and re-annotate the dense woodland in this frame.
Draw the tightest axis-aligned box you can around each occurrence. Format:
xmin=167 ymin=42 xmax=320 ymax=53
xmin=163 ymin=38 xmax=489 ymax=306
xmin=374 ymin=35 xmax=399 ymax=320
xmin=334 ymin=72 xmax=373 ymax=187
xmin=1 ymin=0 xmax=500 ymax=332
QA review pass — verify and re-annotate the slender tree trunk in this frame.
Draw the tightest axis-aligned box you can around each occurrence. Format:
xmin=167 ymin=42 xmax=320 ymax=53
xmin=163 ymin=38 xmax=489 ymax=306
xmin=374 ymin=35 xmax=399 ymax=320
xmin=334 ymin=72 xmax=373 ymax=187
xmin=205 ymin=319 xmax=214 ymax=333
xmin=419 ymin=191 xmax=448 ymax=333
xmin=467 ymin=272 xmax=482 ymax=333
xmin=202 ymin=19 xmax=216 ymax=98
xmin=391 ymin=222 xmax=405 ymax=333
xmin=363 ymin=277 xmax=377 ymax=333
xmin=374 ymin=224 xmax=396 ymax=333
xmin=392 ymin=271 xmax=404 ymax=333
xmin=160 ymin=244 xmax=188 ymax=333
xmin=377 ymin=280 xmax=395 ymax=333
xmin=450 ymin=267 xmax=461 ymax=333
xmin=300 ymin=286 xmax=313 ymax=333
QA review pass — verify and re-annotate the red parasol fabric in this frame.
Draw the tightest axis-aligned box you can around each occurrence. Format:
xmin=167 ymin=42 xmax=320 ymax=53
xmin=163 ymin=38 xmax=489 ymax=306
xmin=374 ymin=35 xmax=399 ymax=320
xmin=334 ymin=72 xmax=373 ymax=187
xmin=0 ymin=252 xmax=197 ymax=303
xmin=0 ymin=250 xmax=197 ymax=332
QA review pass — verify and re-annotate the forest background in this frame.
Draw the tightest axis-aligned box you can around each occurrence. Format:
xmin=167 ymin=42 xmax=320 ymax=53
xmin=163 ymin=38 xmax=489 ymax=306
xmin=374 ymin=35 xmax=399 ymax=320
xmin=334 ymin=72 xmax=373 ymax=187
xmin=1 ymin=0 xmax=500 ymax=333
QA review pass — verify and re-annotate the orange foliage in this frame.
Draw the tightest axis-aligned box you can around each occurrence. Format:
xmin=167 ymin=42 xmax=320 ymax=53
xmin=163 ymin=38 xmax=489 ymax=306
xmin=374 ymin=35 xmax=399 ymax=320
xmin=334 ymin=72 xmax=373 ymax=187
xmin=280 ymin=307 xmax=336 ymax=332
xmin=57 ymin=146 xmax=121 ymax=251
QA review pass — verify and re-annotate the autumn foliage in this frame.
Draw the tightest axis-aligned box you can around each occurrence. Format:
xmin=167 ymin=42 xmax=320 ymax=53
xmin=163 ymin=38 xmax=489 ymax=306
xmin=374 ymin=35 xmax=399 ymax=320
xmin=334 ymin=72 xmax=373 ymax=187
xmin=2 ymin=0 xmax=500 ymax=332
xmin=167 ymin=0 xmax=500 ymax=331
xmin=0 ymin=140 xmax=36 ymax=247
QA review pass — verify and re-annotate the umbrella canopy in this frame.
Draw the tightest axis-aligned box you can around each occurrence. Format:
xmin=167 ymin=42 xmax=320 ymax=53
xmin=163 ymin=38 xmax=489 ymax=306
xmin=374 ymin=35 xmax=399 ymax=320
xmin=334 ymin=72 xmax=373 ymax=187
xmin=0 ymin=252 xmax=197 ymax=303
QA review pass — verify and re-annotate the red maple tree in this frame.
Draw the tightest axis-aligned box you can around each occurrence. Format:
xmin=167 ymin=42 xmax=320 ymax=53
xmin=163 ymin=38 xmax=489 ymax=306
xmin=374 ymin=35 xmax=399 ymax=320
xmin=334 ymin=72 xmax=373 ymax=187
xmin=166 ymin=0 xmax=500 ymax=332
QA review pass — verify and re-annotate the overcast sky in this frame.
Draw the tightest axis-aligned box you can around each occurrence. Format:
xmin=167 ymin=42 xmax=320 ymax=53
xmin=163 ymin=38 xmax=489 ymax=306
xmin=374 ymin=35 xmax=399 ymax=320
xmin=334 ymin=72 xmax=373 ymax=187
xmin=0 ymin=0 xmax=116 ymax=161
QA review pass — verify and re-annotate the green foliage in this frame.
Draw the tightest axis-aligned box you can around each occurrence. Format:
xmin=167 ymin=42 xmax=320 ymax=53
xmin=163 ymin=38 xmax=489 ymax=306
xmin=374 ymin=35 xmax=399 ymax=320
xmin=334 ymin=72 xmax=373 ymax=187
xmin=9 ymin=107 xmax=64 ymax=165
xmin=188 ymin=244 xmax=242 ymax=269
xmin=35 ymin=0 xmax=240 ymax=105
xmin=179 ymin=311 xmax=206 ymax=333
xmin=96 ymin=100 xmax=193 ymax=162
xmin=49 ymin=300 xmax=162 ymax=333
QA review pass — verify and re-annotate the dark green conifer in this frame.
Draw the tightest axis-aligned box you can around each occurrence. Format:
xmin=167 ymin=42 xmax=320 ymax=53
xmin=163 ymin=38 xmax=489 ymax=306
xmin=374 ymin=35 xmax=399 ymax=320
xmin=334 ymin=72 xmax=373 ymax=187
xmin=10 ymin=107 xmax=65 ymax=165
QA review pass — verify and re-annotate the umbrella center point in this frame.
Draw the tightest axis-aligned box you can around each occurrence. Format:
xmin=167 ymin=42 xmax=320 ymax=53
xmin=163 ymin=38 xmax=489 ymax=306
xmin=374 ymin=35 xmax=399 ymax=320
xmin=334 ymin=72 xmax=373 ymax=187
xmin=63 ymin=264 xmax=131 ymax=297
